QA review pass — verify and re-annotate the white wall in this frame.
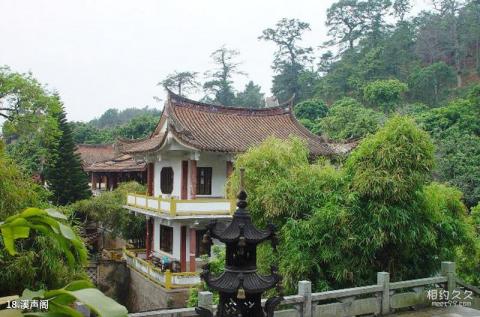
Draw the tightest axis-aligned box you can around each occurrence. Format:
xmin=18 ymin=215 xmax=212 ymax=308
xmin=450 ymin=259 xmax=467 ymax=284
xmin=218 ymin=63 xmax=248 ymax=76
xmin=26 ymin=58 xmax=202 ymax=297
xmin=172 ymin=222 xmax=181 ymax=259
xmin=192 ymin=153 xmax=228 ymax=198
xmin=152 ymin=218 xmax=181 ymax=259
xmin=154 ymin=158 xmax=182 ymax=198
xmin=153 ymin=150 xmax=230 ymax=199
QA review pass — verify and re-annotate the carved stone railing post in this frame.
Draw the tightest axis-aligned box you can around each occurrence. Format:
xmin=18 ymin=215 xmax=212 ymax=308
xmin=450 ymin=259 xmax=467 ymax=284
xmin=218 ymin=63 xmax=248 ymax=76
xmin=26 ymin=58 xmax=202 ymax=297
xmin=441 ymin=261 xmax=456 ymax=294
xmin=377 ymin=272 xmax=390 ymax=315
xmin=298 ymin=280 xmax=312 ymax=317
xmin=198 ymin=291 xmax=213 ymax=314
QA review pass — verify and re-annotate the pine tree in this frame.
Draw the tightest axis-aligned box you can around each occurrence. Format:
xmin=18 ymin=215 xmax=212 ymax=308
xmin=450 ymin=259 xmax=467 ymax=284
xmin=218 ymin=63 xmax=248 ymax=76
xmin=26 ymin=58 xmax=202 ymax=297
xmin=45 ymin=104 xmax=91 ymax=205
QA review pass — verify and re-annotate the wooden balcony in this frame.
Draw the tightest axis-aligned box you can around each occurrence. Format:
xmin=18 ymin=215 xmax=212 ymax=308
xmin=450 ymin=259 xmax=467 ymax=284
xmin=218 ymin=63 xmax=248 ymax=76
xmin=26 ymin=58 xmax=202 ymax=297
xmin=126 ymin=193 xmax=235 ymax=217
xmin=123 ymin=249 xmax=200 ymax=289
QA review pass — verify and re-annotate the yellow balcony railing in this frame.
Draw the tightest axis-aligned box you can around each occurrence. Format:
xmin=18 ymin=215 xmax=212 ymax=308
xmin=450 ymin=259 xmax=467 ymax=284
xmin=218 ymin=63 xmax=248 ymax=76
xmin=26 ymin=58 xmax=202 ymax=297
xmin=126 ymin=193 xmax=235 ymax=217
xmin=123 ymin=249 xmax=201 ymax=289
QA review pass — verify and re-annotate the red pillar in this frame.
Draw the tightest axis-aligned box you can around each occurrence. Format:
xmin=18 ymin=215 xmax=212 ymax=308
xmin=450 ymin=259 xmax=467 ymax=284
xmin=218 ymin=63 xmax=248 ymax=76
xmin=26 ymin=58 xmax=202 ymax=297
xmin=91 ymin=173 xmax=97 ymax=191
xmin=189 ymin=228 xmax=196 ymax=272
xmin=189 ymin=160 xmax=197 ymax=199
xmin=226 ymin=161 xmax=233 ymax=178
xmin=180 ymin=226 xmax=187 ymax=272
xmin=147 ymin=162 xmax=154 ymax=196
xmin=181 ymin=161 xmax=188 ymax=199
xmin=145 ymin=217 xmax=151 ymax=260
xmin=112 ymin=173 xmax=118 ymax=189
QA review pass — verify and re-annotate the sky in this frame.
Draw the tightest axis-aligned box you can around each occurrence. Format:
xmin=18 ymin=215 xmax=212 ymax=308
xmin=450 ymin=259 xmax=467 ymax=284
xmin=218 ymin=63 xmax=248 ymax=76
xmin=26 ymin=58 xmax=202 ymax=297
xmin=0 ymin=0 xmax=430 ymax=122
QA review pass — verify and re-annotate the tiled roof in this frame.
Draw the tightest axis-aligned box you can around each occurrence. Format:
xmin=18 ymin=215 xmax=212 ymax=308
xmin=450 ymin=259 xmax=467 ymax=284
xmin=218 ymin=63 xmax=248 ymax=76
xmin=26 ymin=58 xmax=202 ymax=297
xmin=117 ymin=91 xmax=352 ymax=156
xmin=84 ymin=155 xmax=146 ymax=172
xmin=76 ymin=144 xmax=116 ymax=167
xmin=117 ymin=133 xmax=166 ymax=154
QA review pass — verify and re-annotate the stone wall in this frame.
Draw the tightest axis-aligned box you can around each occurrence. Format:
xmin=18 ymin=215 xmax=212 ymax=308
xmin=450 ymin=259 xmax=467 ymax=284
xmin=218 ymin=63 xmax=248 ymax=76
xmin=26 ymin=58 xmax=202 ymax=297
xmin=126 ymin=267 xmax=190 ymax=313
xmin=96 ymin=260 xmax=130 ymax=306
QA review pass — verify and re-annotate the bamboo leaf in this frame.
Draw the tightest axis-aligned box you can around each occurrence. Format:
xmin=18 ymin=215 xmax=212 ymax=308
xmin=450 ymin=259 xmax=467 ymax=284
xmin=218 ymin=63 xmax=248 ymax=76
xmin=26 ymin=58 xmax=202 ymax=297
xmin=1 ymin=227 xmax=16 ymax=255
xmin=21 ymin=289 xmax=45 ymax=300
xmin=63 ymin=280 xmax=94 ymax=291
xmin=45 ymin=209 xmax=67 ymax=220
xmin=43 ymin=287 xmax=128 ymax=317
xmin=58 ymin=223 xmax=75 ymax=240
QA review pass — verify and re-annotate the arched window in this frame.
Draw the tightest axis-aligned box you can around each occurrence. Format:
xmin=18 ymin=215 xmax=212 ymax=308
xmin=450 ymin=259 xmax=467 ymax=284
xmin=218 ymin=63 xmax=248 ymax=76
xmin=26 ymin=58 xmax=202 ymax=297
xmin=160 ymin=167 xmax=174 ymax=194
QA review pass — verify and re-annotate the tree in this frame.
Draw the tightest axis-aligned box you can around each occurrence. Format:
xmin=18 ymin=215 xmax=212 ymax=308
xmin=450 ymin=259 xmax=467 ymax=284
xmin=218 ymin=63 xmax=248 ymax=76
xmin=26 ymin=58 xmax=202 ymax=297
xmin=0 ymin=67 xmax=60 ymax=131
xmin=227 ymin=137 xmax=311 ymax=227
xmin=318 ymin=98 xmax=383 ymax=140
xmin=408 ymin=62 xmax=456 ymax=106
xmin=458 ymin=1 xmax=480 ymax=74
xmin=45 ymin=106 xmax=91 ymax=206
xmin=346 ymin=116 xmax=434 ymax=204
xmin=0 ymin=67 xmax=61 ymax=175
xmin=71 ymin=107 xmax=161 ymax=144
xmin=293 ymin=99 xmax=329 ymax=130
xmin=89 ymin=107 xmax=161 ymax=129
xmin=116 ymin=114 xmax=160 ymax=140
xmin=363 ymin=79 xmax=408 ymax=112
xmin=234 ymin=81 xmax=265 ymax=108
xmin=72 ymin=182 xmax=146 ymax=241
xmin=71 ymin=122 xmax=109 ymax=144
xmin=393 ymin=0 xmax=412 ymax=22
xmin=325 ymin=0 xmax=366 ymax=50
xmin=203 ymin=46 xmax=245 ymax=106
xmin=259 ymin=18 xmax=313 ymax=102
xmin=160 ymin=71 xmax=199 ymax=96
xmin=229 ymin=118 xmax=479 ymax=292
xmin=435 ymin=129 xmax=480 ymax=208
xmin=361 ymin=0 xmax=392 ymax=46
xmin=380 ymin=21 xmax=417 ymax=80
xmin=416 ymin=89 xmax=480 ymax=207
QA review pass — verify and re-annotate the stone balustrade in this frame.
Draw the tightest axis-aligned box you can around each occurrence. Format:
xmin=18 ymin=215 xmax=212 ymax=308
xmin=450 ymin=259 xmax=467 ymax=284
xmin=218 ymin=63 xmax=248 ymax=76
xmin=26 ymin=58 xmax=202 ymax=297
xmin=128 ymin=261 xmax=480 ymax=317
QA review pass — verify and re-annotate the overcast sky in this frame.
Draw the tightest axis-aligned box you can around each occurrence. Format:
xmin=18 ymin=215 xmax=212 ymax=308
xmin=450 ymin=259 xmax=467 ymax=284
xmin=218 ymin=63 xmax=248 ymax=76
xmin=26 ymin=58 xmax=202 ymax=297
xmin=0 ymin=0 xmax=429 ymax=122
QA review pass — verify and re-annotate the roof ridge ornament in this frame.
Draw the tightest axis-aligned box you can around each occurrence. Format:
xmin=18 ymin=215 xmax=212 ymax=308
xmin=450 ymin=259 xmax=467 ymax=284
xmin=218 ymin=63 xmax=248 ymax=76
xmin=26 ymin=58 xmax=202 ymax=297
xmin=236 ymin=168 xmax=248 ymax=210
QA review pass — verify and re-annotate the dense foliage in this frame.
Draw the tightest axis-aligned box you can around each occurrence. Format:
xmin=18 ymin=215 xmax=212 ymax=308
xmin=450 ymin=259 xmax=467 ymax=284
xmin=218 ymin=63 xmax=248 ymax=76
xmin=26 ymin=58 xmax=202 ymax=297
xmin=71 ymin=182 xmax=146 ymax=242
xmin=0 ymin=67 xmax=62 ymax=175
xmin=317 ymin=97 xmax=383 ymax=140
xmin=0 ymin=210 xmax=127 ymax=316
xmin=0 ymin=142 xmax=87 ymax=296
xmin=416 ymin=87 xmax=480 ymax=207
xmin=229 ymin=118 xmax=479 ymax=292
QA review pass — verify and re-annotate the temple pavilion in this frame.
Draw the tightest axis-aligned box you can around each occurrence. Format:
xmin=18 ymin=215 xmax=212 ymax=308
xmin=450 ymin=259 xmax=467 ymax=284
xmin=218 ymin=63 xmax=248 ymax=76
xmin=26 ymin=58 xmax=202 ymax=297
xmin=120 ymin=90 xmax=353 ymax=290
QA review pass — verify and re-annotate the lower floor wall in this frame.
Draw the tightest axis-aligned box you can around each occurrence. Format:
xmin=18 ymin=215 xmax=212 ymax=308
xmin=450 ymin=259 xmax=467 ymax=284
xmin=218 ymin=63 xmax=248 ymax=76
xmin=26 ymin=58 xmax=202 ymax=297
xmin=126 ymin=267 xmax=190 ymax=313
xmin=95 ymin=260 xmax=130 ymax=306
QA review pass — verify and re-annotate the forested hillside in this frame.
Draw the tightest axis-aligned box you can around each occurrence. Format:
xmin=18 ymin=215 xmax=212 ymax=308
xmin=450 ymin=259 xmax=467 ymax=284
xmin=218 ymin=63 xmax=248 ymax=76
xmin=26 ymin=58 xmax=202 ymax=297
xmin=71 ymin=107 xmax=161 ymax=144
xmin=314 ymin=0 xmax=480 ymax=105
xmin=274 ymin=0 xmax=480 ymax=209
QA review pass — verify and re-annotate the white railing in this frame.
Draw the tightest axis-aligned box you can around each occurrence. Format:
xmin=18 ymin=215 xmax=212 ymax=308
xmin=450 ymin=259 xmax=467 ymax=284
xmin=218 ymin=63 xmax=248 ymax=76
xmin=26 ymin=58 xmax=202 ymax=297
xmin=128 ymin=261 xmax=480 ymax=317
xmin=126 ymin=193 xmax=235 ymax=217
xmin=124 ymin=249 xmax=201 ymax=289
